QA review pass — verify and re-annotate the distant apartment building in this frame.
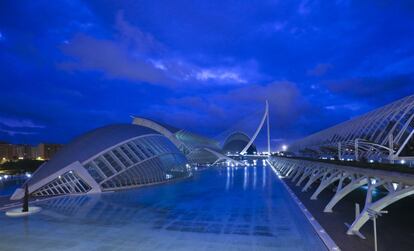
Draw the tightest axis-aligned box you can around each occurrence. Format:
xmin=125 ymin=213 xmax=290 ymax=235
xmin=0 ymin=142 xmax=13 ymax=162
xmin=15 ymin=144 xmax=34 ymax=160
xmin=31 ymin=146 xmax=39 ymax=159
xmin=1 ymin=143 xmax=32 ymax=160
xmin=0 ymin=142 xmax=63 ymax=162
xmin=37 ymin=143 xmax=63 ymax=160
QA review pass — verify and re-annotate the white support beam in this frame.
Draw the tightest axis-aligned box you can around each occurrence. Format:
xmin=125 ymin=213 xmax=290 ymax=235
xmin=203 ymin=148 xmax=245 ymax=166
xmin=297 ymin=168 xmax=313 ymax=186
xmin=311 ymin=171 xmax=342 ymax=200
xmin=324 ymin=175 xmax=368 ymax=213
xmin=288 ymin=95 xmax=414 ymax=160
xmin=395 ymin=128 xmax=414 ymax=158
xmin=131 ymin=116 xmax=189 ymax=153
xmin=292 ymin=167 xmax=304 ymax=182
xmin=266 ymin=100 xmax=271 ymax=154
xmin=302 ymin=169 xmax=325 ymax=192
xmin=240 ymin=102 xmax=269 ymax=155
xmin=286 ymin=166 xmax=295 ymax=177
xmin=347 ymin=184 xmax=414 ymax=235
xmin=270 ymin=156 xmax=414 ymax=233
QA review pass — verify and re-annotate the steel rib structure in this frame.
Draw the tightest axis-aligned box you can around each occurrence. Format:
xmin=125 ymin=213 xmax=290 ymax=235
xmin=290 ymin=95 xmax=414 ymax=161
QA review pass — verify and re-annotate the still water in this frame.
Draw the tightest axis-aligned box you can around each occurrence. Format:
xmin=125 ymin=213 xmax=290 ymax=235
xmin=0 ymin=162 xmax=326 ymax=250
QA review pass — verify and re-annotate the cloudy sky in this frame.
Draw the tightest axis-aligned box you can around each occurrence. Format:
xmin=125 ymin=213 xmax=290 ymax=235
xmin=1 ymin=0 xmax=414 ymax=149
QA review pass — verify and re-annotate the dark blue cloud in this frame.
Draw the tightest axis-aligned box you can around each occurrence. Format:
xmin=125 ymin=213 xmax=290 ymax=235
xmin=1 ymin=0 xmax=414 ymax=150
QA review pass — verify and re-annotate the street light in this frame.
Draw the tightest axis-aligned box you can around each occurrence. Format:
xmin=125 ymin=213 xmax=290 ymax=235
xmin=282 ymin=145 xmax=288 ymax=151
xmin=367 ymin=208 xmax=388 ymax=251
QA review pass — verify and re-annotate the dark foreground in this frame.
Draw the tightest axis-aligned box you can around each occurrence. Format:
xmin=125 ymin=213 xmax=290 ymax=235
xmin=284 ymin=178 xmax=414 ymax=251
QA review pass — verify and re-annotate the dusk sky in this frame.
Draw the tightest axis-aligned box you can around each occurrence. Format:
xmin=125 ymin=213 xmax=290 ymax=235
xmin=1 ymin=1 xmax=414 ymax=149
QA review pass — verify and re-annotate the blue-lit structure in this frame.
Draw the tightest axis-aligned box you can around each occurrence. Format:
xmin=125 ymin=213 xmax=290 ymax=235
xmin=11 ymin=124 xmax=189 ymax=199
xmin=11 ymin=112 xmax=262 ymax=200
xmin=290 ymin=94 xmax=414 ymax=162
xmin=223 ymin=131 xmax=257 ymax=155
xmin=131 ymin=116 xmax=235 ymax=164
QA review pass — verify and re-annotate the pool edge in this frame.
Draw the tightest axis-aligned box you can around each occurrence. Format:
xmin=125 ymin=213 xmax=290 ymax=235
xmin=266 ymin=159 xmax=341 ymax=251
xmin=0 ymin=174 xmax=194 ymax=212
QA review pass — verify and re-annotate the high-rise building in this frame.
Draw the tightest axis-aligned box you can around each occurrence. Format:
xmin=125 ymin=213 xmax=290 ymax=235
xmin=31 ymin=146 xmax=39 ymax=159
xmin=0 ymin=142 xmax=13 ymax=161
xmin=15 ymin=144 xmax=33 ymax=160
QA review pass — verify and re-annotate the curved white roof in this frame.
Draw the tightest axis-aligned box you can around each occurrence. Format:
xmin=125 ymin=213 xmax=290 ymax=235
xmin=223 ymin=131 xmax=251 ymax=145
xmin=223 ymin=131 xmax=256 ymax=153
xmin=27 ymin=124 xmax=159 ymax=186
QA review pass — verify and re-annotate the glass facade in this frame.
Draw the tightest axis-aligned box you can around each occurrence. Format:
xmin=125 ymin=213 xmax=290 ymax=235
xmin=30 ymin=134 xmax=189 ymax=197
xmin=32 ymin=171 xmax=91 ymax=197
xmin=84 ymin=135 xmax=188 ymax=191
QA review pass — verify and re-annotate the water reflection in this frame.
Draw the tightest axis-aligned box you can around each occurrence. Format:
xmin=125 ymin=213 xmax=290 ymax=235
xmin=0 ymin=175 xmax=27 ymax=196
xmin=253 ymin=166 xmax=257 ymax=189
xmin=226 ymin=167 xmax=230 ymax=191
xmin=226 ymin=162 xmax=265 ymax=191
xmin=243 ymin=166 xmax=248 ymax=190
xmin=38 ymin=192 xmax=165 ymax=227
xmin=0 ymin=163 xmax=328 ymax=251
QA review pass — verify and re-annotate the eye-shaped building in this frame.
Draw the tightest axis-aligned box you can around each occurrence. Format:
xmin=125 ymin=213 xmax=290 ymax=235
xmin=11 ymin=124 xmax=189 ymax=200
xmin=11 ymin=117 xmax=244 ymax=200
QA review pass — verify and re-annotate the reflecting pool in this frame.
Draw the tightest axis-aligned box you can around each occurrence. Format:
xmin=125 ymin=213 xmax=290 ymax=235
xmin=0 ymin=162 xmax=326 ymax=250
xmin=0 ymin=176 xmax=27 ymax=196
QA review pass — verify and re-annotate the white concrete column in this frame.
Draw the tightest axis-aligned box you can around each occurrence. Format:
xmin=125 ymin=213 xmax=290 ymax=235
xmin=324 ymin=175 xmax=368 ymax=213
xmin=347 ymin=184 xmax=414 ymax=234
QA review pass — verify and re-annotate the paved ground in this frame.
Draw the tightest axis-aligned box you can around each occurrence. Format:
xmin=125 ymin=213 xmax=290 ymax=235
xmin=284 ymin=178 xmax=414 ymax=251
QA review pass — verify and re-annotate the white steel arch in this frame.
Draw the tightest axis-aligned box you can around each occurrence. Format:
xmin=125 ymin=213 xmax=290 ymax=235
xmin=240 ymin=100 xmax=271 ymax=155
xmin=290 ymin=95 xmax=414 ymax=161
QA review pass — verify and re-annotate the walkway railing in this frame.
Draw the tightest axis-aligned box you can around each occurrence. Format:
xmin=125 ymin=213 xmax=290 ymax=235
xmin=268 ymin=157 xmax=414 ymax=236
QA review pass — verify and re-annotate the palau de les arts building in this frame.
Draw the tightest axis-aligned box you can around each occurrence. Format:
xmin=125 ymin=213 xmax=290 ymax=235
xmin=11 ymin=117 xmax=256 ymax=200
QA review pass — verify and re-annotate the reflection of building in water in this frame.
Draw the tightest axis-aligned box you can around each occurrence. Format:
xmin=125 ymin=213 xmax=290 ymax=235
xmin=37 ymin=168 xmax=280 ymax=238
xmin=243 ymin=166 xmax=248 ymax=190
xmin=253 ymin=166 xmax=257 ymax=189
